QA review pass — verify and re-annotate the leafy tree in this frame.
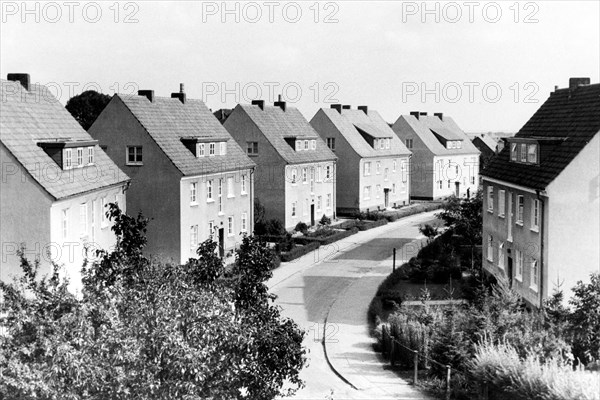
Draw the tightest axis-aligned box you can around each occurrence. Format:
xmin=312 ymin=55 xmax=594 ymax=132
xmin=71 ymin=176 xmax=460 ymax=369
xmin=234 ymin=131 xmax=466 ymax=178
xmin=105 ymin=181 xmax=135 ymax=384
xmin=419 ymin=223 xmax=439 ymax=243
xmin=66 ymin=90 xmax=111 ymax=130
xmin=0 ymin=204 xmax=306 ymax=399
xmin=569 ymin=273 xmax=600 ymax=365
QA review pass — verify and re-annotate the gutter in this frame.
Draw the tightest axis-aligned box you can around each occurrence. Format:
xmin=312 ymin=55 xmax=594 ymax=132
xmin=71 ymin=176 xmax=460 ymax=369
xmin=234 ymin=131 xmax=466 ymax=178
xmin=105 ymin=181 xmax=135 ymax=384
xmin=536 ymin=189 xmax=546 ymax=308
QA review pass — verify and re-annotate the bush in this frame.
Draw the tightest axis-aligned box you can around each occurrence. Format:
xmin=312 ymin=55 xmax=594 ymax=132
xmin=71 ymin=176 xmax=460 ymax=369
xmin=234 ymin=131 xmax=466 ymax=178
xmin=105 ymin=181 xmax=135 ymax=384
xmin=294 ymin=221 xmax=308 ymax=234
xmin=294 ymin=228 xmax=358 ymax=246
xmin=356 ymin=219 xmax=388 ymax=231
xmin=319 ymin=214 xmax=331 ymax=226
xmin=280 ymin=242 xmax=320 ymax=262
xmin=337 ymin=220 xmax=358 ymax=230
xmin=388 ymin=313 xmax=432 ymax=369
xmin=274 ymin=232 xmax=294 ymax=253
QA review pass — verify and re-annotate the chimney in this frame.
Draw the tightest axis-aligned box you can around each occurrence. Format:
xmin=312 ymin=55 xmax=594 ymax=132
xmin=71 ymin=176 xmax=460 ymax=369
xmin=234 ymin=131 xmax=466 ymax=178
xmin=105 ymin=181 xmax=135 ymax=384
xmin=434 ymin=112 xmax=443 ymax=120
xmin=419 ymin=112 xmax=428 ymax=117
xmin=7 ymin=73 xmax=30 ymax=91
xmin=331 ymin=104 xmax=342 ymax=113
xmin=278 ymin=94 xmax=282 ymax=102
xmin=342 ymin=105 xmax=351 ymax=110
xmin=410 ymin=111 xmax=420 ymax=119
xmin=138 ymin=90 xmax=155 ymax=102
xmin=171 ymin=83 xmax=186 ymax=103
xmin=274 ymin=99 xmax=287 ymax=111
xmin=251 ymin=100 xmax=265 ymax=110
xmin=358 ymin=105 xmax=368 ymax=115
xmin=569 ymin=77 xmax=590 ymax=90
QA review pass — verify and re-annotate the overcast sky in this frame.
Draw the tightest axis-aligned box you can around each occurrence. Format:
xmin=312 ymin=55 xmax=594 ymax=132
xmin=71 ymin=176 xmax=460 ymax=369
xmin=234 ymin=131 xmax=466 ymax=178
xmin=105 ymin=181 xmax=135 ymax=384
xmin=1 ymin=1 xmax=598 ymax=132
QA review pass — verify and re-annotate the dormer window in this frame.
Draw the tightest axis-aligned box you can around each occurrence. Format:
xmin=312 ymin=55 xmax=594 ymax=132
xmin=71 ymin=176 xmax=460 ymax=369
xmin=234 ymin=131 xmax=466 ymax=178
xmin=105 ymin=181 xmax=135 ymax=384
xmin=304 ymin=140 xmax=309 ymax=150
xmin=220 ymin=142 xmax=227 ymax=155
xmin=209 ymin=143 xmax=215 ymax=156
xmin=296 ymin=140 xmax=302 ymax=151
xmin=77 ymin=147 xmax=84 ymax=166
xmin=198 ymin=143 xmax=205 ymax=157
xmin=527 ymin=144 xmax=537 ymax=163
xmin=385 ymin=138 xmax=390 ymax=149
xmin=65 ymin=148 xmax=73 ymax=169
xmin=311 ymin=140 xmax=316 ymax=150
xmin=509 ymin=140 xmax=540 ymax=165
xmin=520 ymin=143 xmax=527 ymax=162
xmin=87 ymin=146 xmax=94 ymax=165
xmin=511 ymin=143 xmax=517 ymax=161
xmin=456 ymin=141 xmax=462 ymax=149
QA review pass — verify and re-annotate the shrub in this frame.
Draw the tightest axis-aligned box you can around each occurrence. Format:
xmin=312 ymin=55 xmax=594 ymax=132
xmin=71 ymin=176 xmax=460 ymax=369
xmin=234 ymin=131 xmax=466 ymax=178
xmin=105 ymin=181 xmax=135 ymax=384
xmin=280 ymin=242 xmax=320 ymax=262
xmin=337 ymin=220 xmax=358 ymax=230
xmin=388 ymin=313 xmax=432 ymax=369
xmin=274 ymin=232 xmax=294 ymax=253
xmin=319 ymin=214 xmax=331 ymax=226
xmin=356 ymin=219 xmax=388 ymax=231
xmin=294 ymin=221 xmax=308 ymax=235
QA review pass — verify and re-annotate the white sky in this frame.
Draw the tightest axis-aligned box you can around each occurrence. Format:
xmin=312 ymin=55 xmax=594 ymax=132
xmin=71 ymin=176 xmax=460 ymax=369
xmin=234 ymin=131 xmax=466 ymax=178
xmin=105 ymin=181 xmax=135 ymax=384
xmin=1 ymin=0 xmax=598 ymax=132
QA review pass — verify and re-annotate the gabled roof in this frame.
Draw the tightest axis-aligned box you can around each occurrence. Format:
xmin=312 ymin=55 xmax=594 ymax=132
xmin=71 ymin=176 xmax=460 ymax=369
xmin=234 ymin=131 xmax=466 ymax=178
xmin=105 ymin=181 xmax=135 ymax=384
xmin=482 ymin=82 xmax=600 ymax=190
xmin=0 ymin=79 xmax=129 ymax=200
xmin=315 ymin=108 xmax=411 ymax=158
xmin=473 ymin=134 xmax=499 ymax=152
xmin=235 ymin=104 xmax=336 ymax=164
xmin=392 ymin=114 xmax=480 ymax=156
xmin=117 ymin=94 xmax=255 ymax=175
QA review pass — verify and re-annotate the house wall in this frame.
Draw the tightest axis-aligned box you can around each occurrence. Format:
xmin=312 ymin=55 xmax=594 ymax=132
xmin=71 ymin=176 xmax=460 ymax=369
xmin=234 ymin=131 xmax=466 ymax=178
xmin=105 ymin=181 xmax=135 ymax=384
xmin=49 ymin=184 xmax=126 ymax=293
xmin=546 ymin=133 xmax=600 ymax=301
xmin=432 ymin=155 xmax=479 ymax=199
xmin=1 ymin=144 xmax=53 ymax=284
xmin=482 ymin=179 xmax=545 ymax=307
xmin=284 ymin=161 xmax=336 ymax=229
xmin=358 ymin=156 xmax=410 ymax=211
xmin=89 ymin=97 xmax=182 ymax=263
xmin=179 ymin=168 xmax=254 ymax=263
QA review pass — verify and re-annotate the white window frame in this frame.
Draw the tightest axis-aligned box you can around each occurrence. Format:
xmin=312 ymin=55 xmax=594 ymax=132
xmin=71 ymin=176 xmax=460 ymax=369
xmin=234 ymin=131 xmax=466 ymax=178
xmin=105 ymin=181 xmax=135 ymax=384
xmin=527 ymin=144 xmax=537 ymax=163
xmin=364 ymin=186 xmax=371 ymax=200
xmin=376 ymin=184 xmax=381 ymax=199
xmin=198 ymin=143 xmax=205 ymax=157
xmin=206 ymin=180 xmax=214 ymax=202
xmin=311 ymin=140 xmax=316 ymax=150
xmin=531 ymin=199 xmax=540 ymax=232
xmin=487 ymin=235 xmax=493 ymax=262
xmin=326 ymin=193 xmax=331 ymax=209
xmin=241 ymin=175 xmax=247 ymax=195
xmin=241 ymin=212 xmax=248 ymax=232
xmin=516 ymin=195 xmax=524 ymax=225
xmin=364 ymin=162 xmax=371 ymax=176
xmin=227 ymin=176 xmax=235 ymax=198
xmin=291 ymin=201 xmax=297 ymax=217
xmin=79 ymin=203 xmax=88 ymax=238
xmin=302 ymin=167 xmax=307 ymax=184
xmin=209 ymin=142 xmax=216 ymax=156
xmin=317 ymin=166 xmax=322 ymax=182
xmin=218 ymin=179 xmax=223 ymax=214
xmin=304 ymin=140 xmax=309 ymax=150
xmin=62 ymin=208 xmax=69 ymax=239
xmin=126 ymin=146 xmax=143 ymax=166
xmin=498 ymin=242 xmax=505 ymax=269
xmin=376 ymin=162 xmax=381 ymax=174
xmin=227 ymin=216 xmax=234 ymax=236
xmin=393 ymin=160 xmax=397 ymax=172
xmin=520 ymin=143 xmax=527 ymax=162
xmin=208 ymin=220 xmax=215 ymax=239
xmin=87 ymin=146 xmax=94 ymax=165
xmin=530 ymin=258 xmax=539 ymax=291
xmin=384 ymin=168 xmax=389 ymax=181
xmin=190 ymin=225 xmax=199 ymax=252
xmin=325 ymin=165 xmax=331 ymax=181
xmin=498 ymin=190 xmax=505 ymax=217
xmin=487 ymin=186 xmax=494 ymax=212
xmin=291 ymin=167 xmax=298 ymax=185
xmin=64 ymin=148 xmax=73 ymax=169
xmin=515 ymin=250 xmax=523 ymax=281
xmin=327 ymin=137 xmax=335 ymax=150
xmin=77 ymin=147 xmax=84 ymax=167
xmin=317 ymin=196 xmax=322 ymax=212
xmin=220 ymin=142 xmax=227 ymax=155
xmin=247 ymin=142 xmax=258 ymax=155
xmin=296 ymin=140 xmax=302 ymax=151
xmin=100 ymin=197 xmax=108 ymax=228
xmin=510 ymin=143 xmax=517 ymax=161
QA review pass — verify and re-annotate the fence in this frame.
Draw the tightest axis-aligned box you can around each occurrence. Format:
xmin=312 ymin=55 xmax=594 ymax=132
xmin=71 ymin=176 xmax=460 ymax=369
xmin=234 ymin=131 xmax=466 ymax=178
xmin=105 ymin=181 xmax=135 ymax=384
xmin=380 ymin=323 xmax=468 ymax=400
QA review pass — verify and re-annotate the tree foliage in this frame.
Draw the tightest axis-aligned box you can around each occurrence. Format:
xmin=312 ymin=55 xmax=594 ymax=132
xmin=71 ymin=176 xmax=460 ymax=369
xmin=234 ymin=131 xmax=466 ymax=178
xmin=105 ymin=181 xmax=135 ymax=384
xmin=65 ymin=90 xmax=111 ymax=130
xmin=436 ymin=189 xmax=483 ymax=246
xmin=0 ymin=204 xmax=306 ymax=399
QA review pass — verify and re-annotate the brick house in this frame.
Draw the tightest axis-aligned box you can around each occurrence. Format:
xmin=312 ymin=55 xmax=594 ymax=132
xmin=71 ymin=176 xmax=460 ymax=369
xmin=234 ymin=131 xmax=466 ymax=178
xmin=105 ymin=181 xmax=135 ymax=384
xmin=481 ymin=78 xmax=599 ymax=307
xmin=222 ymin=100 xmax=337 ymax=230
xmin=392 ymin=112 xmax=480 ymax=200
xmin=1 ymin=74 xmax=130 ymax=292
xmin=89 ymin=85 xmax=255 ymax=263
xmin=310 ymin=104 xmax=412 ymax=214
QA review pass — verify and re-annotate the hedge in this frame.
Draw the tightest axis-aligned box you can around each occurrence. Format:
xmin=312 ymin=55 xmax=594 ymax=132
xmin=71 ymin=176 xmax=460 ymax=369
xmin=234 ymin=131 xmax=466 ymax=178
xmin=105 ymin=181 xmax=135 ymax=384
xmin=356 ymin=219 xmax=388 ymax=231
xmin=256 ymin=234 xmax=289 ymax=243
xmin=293 ymin=228 xmax=358 ymax=246
xmin=280 ymin=241 xmax=321 ymax=262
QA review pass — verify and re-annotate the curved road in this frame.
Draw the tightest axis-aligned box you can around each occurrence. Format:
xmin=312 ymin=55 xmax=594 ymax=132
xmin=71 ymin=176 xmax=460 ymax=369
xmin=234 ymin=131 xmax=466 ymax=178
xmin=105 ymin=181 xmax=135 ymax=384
xmin=269 ymin=211 xmax=441 ymax=400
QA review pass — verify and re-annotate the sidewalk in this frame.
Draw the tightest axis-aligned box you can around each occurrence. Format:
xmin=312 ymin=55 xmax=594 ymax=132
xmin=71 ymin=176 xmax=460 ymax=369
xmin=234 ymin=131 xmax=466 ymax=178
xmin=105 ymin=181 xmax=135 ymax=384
xmin=323 ymin=256 xmax=436 ymax=399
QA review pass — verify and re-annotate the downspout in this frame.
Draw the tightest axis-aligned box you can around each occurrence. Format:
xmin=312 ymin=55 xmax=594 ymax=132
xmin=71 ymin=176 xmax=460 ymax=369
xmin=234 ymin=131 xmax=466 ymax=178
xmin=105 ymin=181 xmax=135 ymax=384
xmin=407 ymin=153 xmax=413 ymax=204
xmin=333 ymin=160 xmax=337 ymax=220
xmin=250 ymin=167 xmax=255 ymax=234
xmin=536 ymin=189 xmax=545 ymax=309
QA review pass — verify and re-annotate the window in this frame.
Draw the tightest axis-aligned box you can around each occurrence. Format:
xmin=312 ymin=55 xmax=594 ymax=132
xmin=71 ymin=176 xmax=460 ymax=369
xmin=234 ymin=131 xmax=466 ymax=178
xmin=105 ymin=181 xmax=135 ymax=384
xmin=62 ymin=209 xmax=68 ymax=238
xmin=487 ymin=235 xmax=493 ymax=262
xmin=302 ymin=168 xmax=307 ymax=183
xmin=487 ymin=186 xmax=494 ymax=212
xmin=447 ymin=141 xmax=455 ymax=149
xmin=531 ymin=199 xmax=539 ymax=231
xmin=364 ymin=186 xmax=371 ymax=200
xmin=304 ymin=140 xmax=309 ymax=150
xmin=209 ymin=143 xmax=215 ymax=156
xmin=127 ymin=146 xmax=143 ymax=165
xmin=208 ymin=220 xmax=214 ymax=239
xmin=456 ymin=141 xmax=462 ymax=149
xmin=520 ymin=143 xmax=527 ymax=162
xmin=498 ymin=190 xmax=505 ymax=217
xmin=325 ymin=165 xmax=331 ymax=180
xmin=384 ymin=168 xmax=389 ymax=181
xmin=291 ymin=168 xmax=297 ymax=184
xmin=64 ymin=148 xmax=72 ymax=169
xmin=198 ymin=143 xmax=205 ymax=157
xmin=91 ymin=200 xmax=96 ymax=242
xmin=326 ymin=137 xmax=335 ymax=150
xmin=326 ymin=193 xmax=332 ymax=209
xmin=385 ymin=138 xmax=390 ymax=149
xmin=498 ymin=242 xmax=505 ymax=269
xmin=227 ymin=176 xmax=234 ymax=198
xmin=376 ymin=184 xmax=381 ymax=199
xmin=317 ymin=196 xmax=322 ymax=211
xmin=220 ymin=142 xmax=227 ymax=155
xmin=101 ymin=197 xmax=107 ymax=227
xmin=311 ymin=140 xmax=316 ymax=150
xmin=190 ymin=225 xmax=199 ymax=252
xmin=447 ymin=180 xmax=451 ymax=189
xmin=87 ymin=146 xmax=94 ymax=165
xmin=241 ymin=175 xmax=247 ymax=194
xmin=304 ymin=198 xmax=308 ymax=215
xmin=438 ymin=180 xmax=443 ymax=189
xmin=471 ymin=176 xmax=475 ymax=184
xmin=227 ymin=216 xmax=234 ymax=236
xmin=364 ymin=162 xmax=371 ymax=176
xmin=316 ymin=166 xmax=322 ymax=182
xmin=247 ymin=142 xmax=258 ymax=155
xmin=530 ymin=259 xmax=539 ymax=290
xmin=310 ymin=168 xmax=315 ymax=192
xmin=517 ymin=195 xmax=524 ymax=224
xmin=515 ymin=250 xmax=523 ymax=281
xmin=510 ymin=143 xmax=517 ymax=161
xmin=77 ymin=147 xmax=84 ymax=166
xmin=218 ymin=179 xmax=223 ymax=213
xmin=79 ymin=203 xmax=88 ymax=238
xmin=190 ymin=182 xmax=197 ymax=204
xmin=296 ymin=140 xmax=302 ymax=151
xmin=392 ymin=183 xmax=396 ymax=194
xmin=406 ymin=138 xmax=413 ymax=149
xmin=292 ymin=202 xmax=297 ymax=217
xmin=400 ymin=180 xmax=407 ymax=193
xmin=393 ymin=160 xmax=397 ymax=172
xmin=206 ymin=180 xmax=213 ymax=201
xmin=376 ymin=162 xmax=381 ymax=174
xmin=527 ymin=144 xmax=537 ymax=163
xmin=241 ymin=212 xmax=248 ymax=232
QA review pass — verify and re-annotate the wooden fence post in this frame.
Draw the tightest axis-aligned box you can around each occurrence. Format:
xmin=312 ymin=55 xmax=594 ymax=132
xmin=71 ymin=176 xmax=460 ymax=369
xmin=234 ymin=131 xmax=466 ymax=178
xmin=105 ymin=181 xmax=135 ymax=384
xmin=445 ymin=365 xmax=451 ymax=400
xmin=393 ymin=248 xmax=396 ymax=272
xmin=413 ymin=350 xmax=418 ymax=384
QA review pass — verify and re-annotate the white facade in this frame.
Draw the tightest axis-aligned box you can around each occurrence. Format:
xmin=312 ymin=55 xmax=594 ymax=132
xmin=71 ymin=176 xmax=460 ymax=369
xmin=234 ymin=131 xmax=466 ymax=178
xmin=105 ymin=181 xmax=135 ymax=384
xmin=432 ymin=155 xmax=479 ymax=199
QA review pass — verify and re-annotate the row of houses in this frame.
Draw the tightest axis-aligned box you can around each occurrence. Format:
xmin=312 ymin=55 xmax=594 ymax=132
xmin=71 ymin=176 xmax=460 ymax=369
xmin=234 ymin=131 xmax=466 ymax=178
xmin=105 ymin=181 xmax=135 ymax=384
xmin=1 ymin=73 xmax=481 ymax=291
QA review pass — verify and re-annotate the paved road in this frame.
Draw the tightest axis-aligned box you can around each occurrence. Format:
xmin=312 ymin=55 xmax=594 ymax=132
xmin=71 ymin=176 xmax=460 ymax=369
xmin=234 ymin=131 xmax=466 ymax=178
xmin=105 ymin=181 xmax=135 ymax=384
xmin=268 ymin=211 xmax=441 ymax=400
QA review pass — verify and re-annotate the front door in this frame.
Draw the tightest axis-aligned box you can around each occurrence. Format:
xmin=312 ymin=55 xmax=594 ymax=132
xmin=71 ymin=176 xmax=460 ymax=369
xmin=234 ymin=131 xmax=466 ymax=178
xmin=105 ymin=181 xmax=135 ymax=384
xmin=310 ymin=204 xmax=315 ymax=226
xmin=384 ymin=189 xmax=389 ymax=208
xmin=507 ymin=256 xmax=513 ymax=287
xmin=507 ymin=192 xmax=513 ymax=242
xmin=218 ymin=228 xmax=225 ymax=258
xmin=455 ymin=181 xmax=460 ymax=197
